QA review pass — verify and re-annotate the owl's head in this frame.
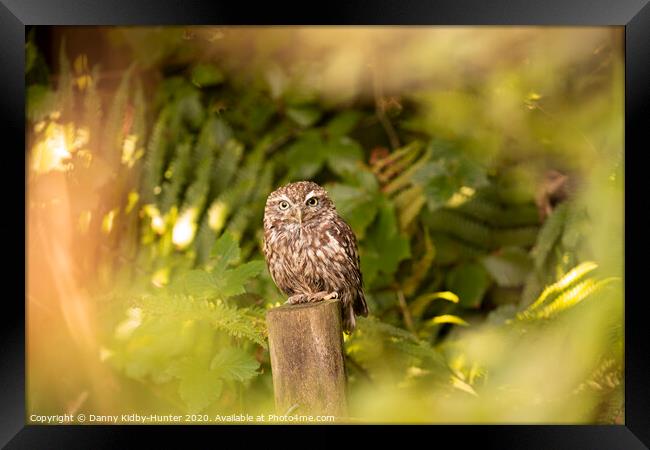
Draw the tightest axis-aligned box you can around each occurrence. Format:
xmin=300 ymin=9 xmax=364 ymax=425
xmin=264 ymin=181 xmax=335 ymax=227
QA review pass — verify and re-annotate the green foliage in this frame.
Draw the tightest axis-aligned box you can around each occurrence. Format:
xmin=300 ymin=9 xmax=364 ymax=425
xmin=410 ymin=141 xmax=489 ymax=211
xmin=360 ymin=201 xmax=411 ymax=287
xmin=27 ymin=30 xmax=623 ymax=423
xmin=105 ymin=235 xmax=265 ymax=413
xmin=26 ymin=85 xmax=57 ymax=122
xmin=482 ymin=247 xmax=533 ymax=287
xmin=347 ymin=316 xmax=452 ymax=384
xmin=446 ymin=262 xmax=491 ymax=308
xmin=173 ymin=234 xmax=265 ymax=303
xmin=517 ymin=261 xmax=617 ymax=321
xmin=191 ymin=63 xmax=225 ymax=88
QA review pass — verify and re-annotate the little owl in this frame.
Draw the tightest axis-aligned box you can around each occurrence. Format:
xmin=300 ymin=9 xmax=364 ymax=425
xmin=263 ymin=181 xmax=368 ymax=333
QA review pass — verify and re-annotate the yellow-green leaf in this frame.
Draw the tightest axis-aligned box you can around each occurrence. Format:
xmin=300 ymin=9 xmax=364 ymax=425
xmin=427 ymin=314 xmax=468 ymax=327
xmin=410 ymin=291 xmax=459 ymax=319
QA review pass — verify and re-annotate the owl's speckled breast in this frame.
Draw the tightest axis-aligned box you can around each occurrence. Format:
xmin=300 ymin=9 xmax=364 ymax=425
xmin=267 ymin=222 xmax=347 ymax=296
xmin=283 ymin=226 xmax=326 ymax=291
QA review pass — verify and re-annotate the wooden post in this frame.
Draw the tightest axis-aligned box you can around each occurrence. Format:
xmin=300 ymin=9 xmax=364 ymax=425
xmin=266 ymin=298 xmax=347 ymax=418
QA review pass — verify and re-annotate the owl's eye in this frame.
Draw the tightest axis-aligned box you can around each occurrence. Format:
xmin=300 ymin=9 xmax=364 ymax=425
xmin=279 ymin=201 xmax=290 ymax=210
xmin=306 ymin=197 xmax=318 ymax=207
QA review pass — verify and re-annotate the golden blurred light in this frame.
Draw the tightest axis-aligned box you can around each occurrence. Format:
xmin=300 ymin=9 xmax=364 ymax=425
xmin=34 ymin=120 xmax=46 ymax=133
xmin=78 ymin=210 xmax=92 ymax=234
xmin=460 ymin=186 xmax=476 ymax=196
xmin=73 ymin=127 xmax=90 ymax=148
xmin=447 ymin=186 xmax=476 ymax=207
xmin=207 ymin=200 xmax=229 ymax=232
xmin=451 ymin=376 xmax=478 ymax=396
xmin=115 ymin=307 xmax=143 ymax=339
xmin=99 ymin=346 xmax=113 ymax=362
xmin=172 ymin=208 xmax=198 ymax=248
xmin=121 ymin=134 xmax=143 ymax=168
xmin=101 ymin=208 xmax=119 ymax=234
xmin=151 ymin=215 xmax=165 ymax=234
xmin=74 ymin=54 xmax=92 ymax=91
xmin=125 ymin=191 xmax=139 ymax=214
xmin=30 ymin=121 xmax=92 ymax=174
xmin=31 ymin=122 xmax=72 ymax=173
xmin=75 ymin=74 xmax=93 ymax=91
xmin=143 ymin=204 xmax=166 ymax=234
xmin=151 ymin=266 xmax=170 ymax=287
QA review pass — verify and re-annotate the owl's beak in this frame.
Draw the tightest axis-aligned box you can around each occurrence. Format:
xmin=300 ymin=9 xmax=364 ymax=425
xmin=291 ymin=207 xmax=302 ymax=226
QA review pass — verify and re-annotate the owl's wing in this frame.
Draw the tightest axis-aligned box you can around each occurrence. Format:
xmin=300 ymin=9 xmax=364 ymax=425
xmin=327 ymin=217 xmax=368 ymax=317
xmin=262 ymin=232 xmax=284 ymax=294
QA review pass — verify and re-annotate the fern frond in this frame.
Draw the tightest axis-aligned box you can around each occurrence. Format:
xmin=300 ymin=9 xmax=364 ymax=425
xmin=517 ymin=263 xmax=620 ymax=323
xmin=455 ymin=196 xmax=539 ymax=228
xmin=394 ymin=185 xmax=427 ymax=231
xmin=101 ymin=64 xmax=134 ymax=164
xmin=532 ymin=202 xmax=569 ymax=270
xmin=211 ymin=138 xmax=244 ymax=196
xmin=131 ymin=78 xmax=147 ymax=151
xmin=56 ymin=39 xmax=74 ymax=116
xmin=425 ymin=209 xmax=492 ymax=249
xmin=402 ymin=230 xmax=436 ymax=297
xmin=140 ymin=107 xmax=171 ymax=204
xmin=352 ymin=316 xmax=448 ymax=369
xmin=430 ymin=232 xmax=484 ymax=265
xmin=180 ymin=116 xmax=223 ymax=216
xmin=83 ymin=65 xmax=102 ymax=144
xmin=224 ymin=209 xmax=252 ymax=242
xmin=136 ymin=294 xmax=266 ymax=346
xmin=574 ymin=356 xmax=623 ymax=423
xmin=193 ymin=214 xmax=216 ymax=267
xmin=493 ymin=226 xmax=539 ymax=248
xmin=159 ymin=140 xmax=193 ymax=213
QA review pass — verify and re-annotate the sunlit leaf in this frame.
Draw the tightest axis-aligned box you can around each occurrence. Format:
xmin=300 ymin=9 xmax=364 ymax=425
xmin=410 ymin=291 xmax=459 ymax=319
xmin=210 ymin=347 xmax=260 ymax=382
xmin=177 ymin=270 xmax=219 ymax=298
xmin=211 ymin=232 xmax=241 ymax=273
xmin=216 ymin=261 xmax=266 ymax=298
xmin=427 ymin=315 xmax=469 ymax=326
xmin=177 ymin=360 xmax=224 ymax=413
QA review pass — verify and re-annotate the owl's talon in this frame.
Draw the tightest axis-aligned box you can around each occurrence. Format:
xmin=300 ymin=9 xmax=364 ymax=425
xmin=300 ymin=291 xmax=339 ymax=302
xmin=287 ymin=294 xmax=310 ymax=304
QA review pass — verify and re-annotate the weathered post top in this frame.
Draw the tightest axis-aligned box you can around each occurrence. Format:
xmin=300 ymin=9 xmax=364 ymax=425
xmin=266 ymin=298 xmax=347 ymax=420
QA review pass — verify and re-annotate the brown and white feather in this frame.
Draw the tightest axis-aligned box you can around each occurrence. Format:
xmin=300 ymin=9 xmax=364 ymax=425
xmin=263 ymin=181 xmax=368 ymax=333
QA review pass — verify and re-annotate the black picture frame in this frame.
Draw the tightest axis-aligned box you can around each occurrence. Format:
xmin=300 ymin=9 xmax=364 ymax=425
xmin=3 ymin=1 xmax=648 ymax=448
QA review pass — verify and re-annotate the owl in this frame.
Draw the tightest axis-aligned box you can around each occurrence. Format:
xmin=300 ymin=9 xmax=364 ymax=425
xmin=263 ymin=181 xmax=368 ymax=333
